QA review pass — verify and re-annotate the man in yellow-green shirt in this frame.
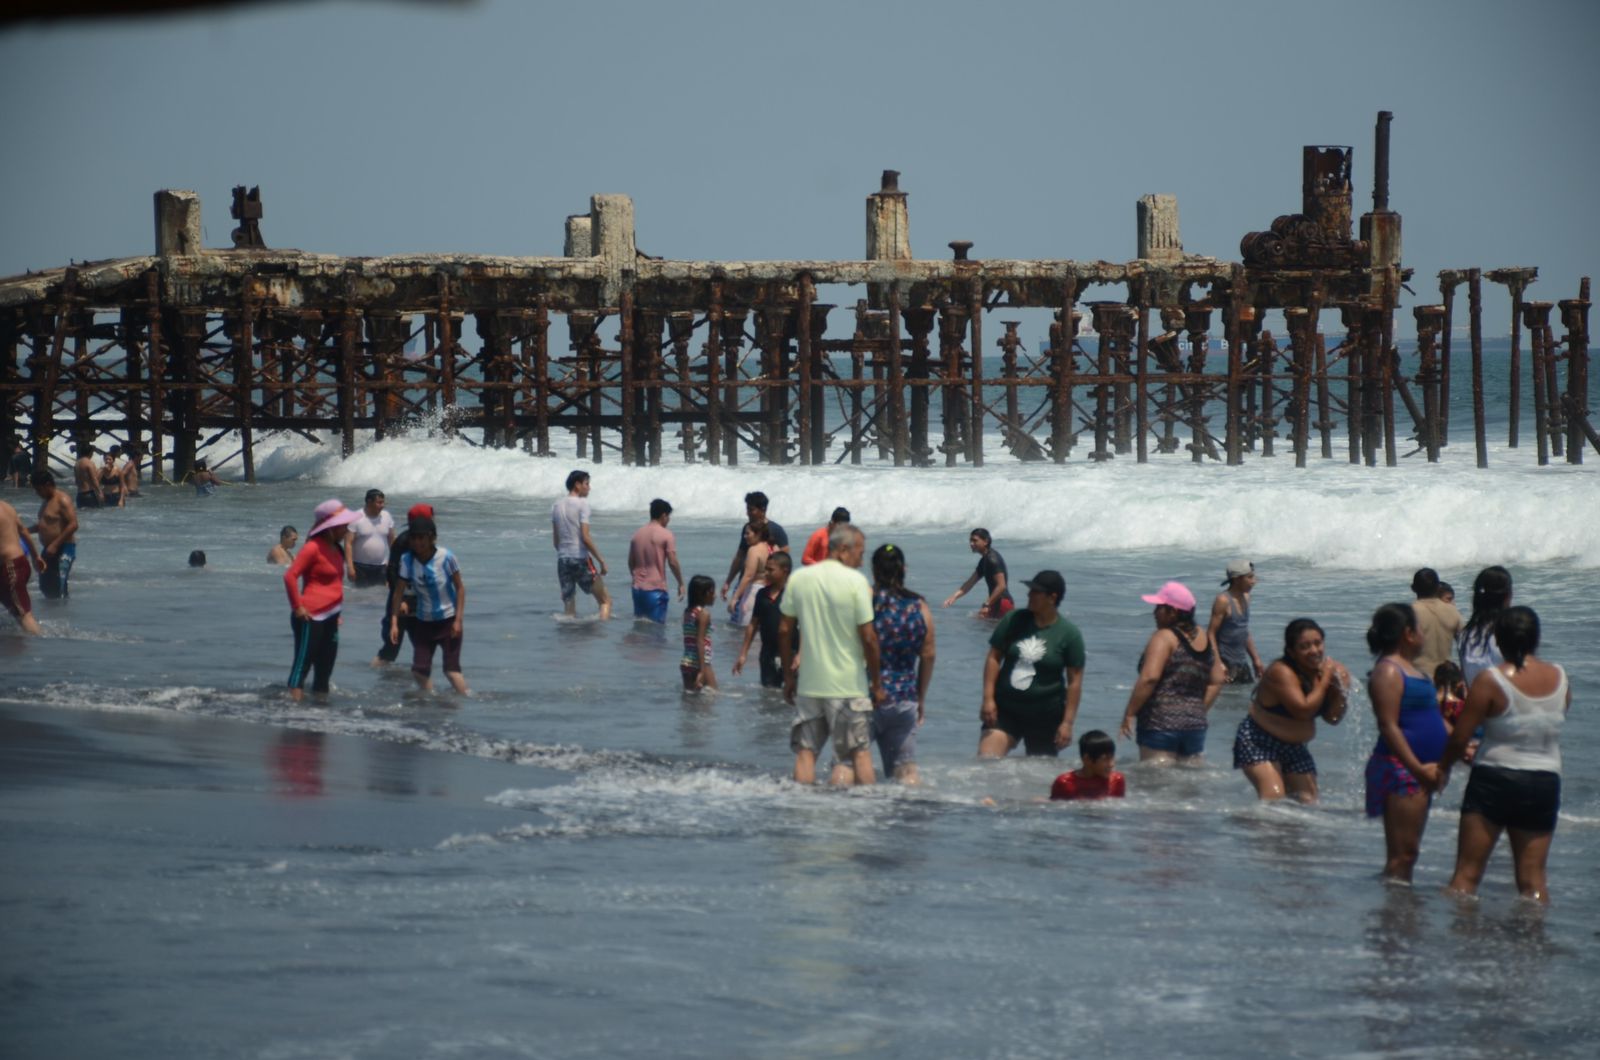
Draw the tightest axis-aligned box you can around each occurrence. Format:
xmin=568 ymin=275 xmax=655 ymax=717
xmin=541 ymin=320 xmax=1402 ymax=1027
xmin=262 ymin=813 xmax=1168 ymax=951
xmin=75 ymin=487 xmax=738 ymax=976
xmin=779 ymin=523 xmax=884 ymax=786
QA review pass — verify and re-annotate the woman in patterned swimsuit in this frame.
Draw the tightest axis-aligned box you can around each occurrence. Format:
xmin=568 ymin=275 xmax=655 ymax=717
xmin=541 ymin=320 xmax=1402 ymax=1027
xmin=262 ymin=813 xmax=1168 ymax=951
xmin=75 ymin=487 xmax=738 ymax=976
xmin=1120 ymin=581 xmax=1227 ymax=763
xmin=1234 ymin=618 xmax=1351 ymax=802
xmin=869 ymin=544 xmax=935 ymax=785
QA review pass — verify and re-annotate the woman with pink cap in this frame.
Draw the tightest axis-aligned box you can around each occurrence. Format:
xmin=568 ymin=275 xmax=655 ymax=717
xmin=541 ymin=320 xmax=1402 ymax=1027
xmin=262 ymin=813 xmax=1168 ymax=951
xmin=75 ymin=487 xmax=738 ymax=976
xmin=283 ymin=498 xmax=362 ymax=701
xmin=1120 ymin=581 xmax=1226 ymax=763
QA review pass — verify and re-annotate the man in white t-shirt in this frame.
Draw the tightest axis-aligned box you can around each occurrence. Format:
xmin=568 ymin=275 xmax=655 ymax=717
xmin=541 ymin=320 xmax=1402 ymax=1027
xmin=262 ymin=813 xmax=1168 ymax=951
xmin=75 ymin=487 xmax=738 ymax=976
xmin=551 ymin=469 xmax=611 ymax=619
xmin=779 ymin=523 xmax=883 ymax=786
xmin=346 ymin=488 xmax=396 ymax=587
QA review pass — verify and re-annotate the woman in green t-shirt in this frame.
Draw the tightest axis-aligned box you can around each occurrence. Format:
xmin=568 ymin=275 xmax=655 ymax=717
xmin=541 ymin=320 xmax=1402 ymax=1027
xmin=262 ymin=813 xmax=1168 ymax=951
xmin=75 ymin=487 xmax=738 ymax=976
xmin=977 ymin=570 xmax=1086 ymax=758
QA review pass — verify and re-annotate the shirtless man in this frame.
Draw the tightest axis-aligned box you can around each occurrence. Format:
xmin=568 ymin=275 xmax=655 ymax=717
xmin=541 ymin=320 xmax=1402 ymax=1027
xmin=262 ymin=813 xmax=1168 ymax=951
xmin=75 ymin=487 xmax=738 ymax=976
xmin=73 ymin=444 xmax=102 ymax=509
xmin=5 ymin=439 xmax=29 ymax=487
xmin=1208 ymin=559 xmax=1265 ymax=684
xmin=268 ymin=525 xmax=298 ymax=565
xmin=30 ymin=471 xmax=79 ymax=600
xmin=0 ymin=498 xmax=46 ymax=634
xmin=100 ymin=446 xmax=126 ymax=509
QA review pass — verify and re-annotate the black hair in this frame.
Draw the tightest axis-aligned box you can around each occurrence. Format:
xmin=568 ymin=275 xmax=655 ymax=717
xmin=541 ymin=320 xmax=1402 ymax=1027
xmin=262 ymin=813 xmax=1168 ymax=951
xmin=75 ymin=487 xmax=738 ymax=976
xmin=743 ymin=520 xmax=771 ymax=545
xmin=1168 ymin=606 xmax=1198 ymax=635
xmin=107 ymin=444 xmax=123 ymax=457
xmin=30 ymin=470 xmax=54 ymax=487
xmin=408 ymin=516 xmax=438 ymax=539
xmin=871 ymin=543 xmax=922 ymax=600
xmin=365 ymin=488 xmax=385 ymax=502
xmin=766 ymin=551 xmax=792 ymax=574
xmin=687 ymin=574 xmax=716 ymax=608
xmin=1282 ymin=617 xmax=1325 ymax=659
xmin=1432 ymin=660 xmax=1464 ymax=692
xmin=565 ymin=469 xmax=590 ymax=492
xmin=187 ymin=550 xmax=206 ymax=568
xmin=1411 ymin=567 xmax=1440 ymax=598
xmin=1462 ymin=565 xmax=1513 ymax=660
xmin=1366 ymin=602 xmax=1417 ymax=656
xmin=650 ymin=498 xmax=672 ymax=520
xmin=831 ymin=506 xmax=851 ymax=523
xmin=280 ymin=525 xmax=297 ymax=540
xmin=1078 ymin=730 xmax=1115 ymax=760
xmin=743 ymin=491 xmax=769 ymax=512
xmin=1437 ymin=581 xmax=1454 ymax=599
xmin=969 ymin=528 xmax=992 ymax=544
xmin=194 ymin=458 xmax=208 ymax=471
xmin=1493 ymin=606 xmax=1541 ymax=670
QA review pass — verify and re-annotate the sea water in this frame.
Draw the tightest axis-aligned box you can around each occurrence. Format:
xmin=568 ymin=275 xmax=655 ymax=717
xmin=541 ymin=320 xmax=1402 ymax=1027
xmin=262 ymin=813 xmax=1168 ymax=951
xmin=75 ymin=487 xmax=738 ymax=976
xmin=2 ymin=358 xmax=1598 ymax=1057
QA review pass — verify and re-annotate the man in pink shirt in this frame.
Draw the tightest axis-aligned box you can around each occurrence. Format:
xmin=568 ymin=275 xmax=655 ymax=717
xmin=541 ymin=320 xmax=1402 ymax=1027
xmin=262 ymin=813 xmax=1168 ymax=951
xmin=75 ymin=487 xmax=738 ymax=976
xmin=627 ymin=498 xmax=684 ymax=623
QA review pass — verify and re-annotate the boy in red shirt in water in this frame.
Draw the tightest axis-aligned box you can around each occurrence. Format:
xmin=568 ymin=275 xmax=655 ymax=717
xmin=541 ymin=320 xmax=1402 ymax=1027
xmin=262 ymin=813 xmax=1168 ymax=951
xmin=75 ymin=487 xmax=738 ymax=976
xmin=1050 ymin=730 xmax=1127 ymax=800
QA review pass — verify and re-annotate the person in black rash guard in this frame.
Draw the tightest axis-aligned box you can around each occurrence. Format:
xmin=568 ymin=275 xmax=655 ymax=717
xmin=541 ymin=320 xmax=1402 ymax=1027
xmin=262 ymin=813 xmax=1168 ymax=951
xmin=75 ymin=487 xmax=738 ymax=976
xmin=735 ymin=551 xmax=794 ymax=688
xmin=374 ymin=502 xmax=434 ymax=666
xmin=942 ymin=527 xmax=1015 ymax=619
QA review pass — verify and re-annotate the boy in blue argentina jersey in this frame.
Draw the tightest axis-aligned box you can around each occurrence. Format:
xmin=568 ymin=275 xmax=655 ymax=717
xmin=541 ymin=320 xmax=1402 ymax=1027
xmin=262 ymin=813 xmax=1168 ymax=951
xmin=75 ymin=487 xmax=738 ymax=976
xmin=387 ymin=516 xmax=469 ymax=694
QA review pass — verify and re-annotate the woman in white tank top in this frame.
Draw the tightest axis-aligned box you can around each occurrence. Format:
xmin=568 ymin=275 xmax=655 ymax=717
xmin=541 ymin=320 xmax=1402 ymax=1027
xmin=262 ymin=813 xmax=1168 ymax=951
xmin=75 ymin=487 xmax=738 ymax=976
xmin=1439 ymin=606 xmax=1570 ymax=903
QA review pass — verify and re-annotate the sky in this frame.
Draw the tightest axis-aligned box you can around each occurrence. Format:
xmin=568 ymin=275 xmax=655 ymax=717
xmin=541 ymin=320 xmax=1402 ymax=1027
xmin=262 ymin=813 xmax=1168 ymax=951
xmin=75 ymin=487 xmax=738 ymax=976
xmin=1 ymin=0 xmax=1595 ymax=336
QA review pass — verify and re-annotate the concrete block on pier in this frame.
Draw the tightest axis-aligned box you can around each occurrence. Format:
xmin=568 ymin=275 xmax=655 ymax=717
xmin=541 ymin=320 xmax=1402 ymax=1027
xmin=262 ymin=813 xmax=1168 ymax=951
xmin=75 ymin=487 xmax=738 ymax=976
xmin=590 ymin=194 xmax=635 ymax=305
xmin=154 ymin=190 xmax=202 ymax=256
xmin=866 ymin=170 xmax=911 ymax=262
xmin=1137 ymin=194 xmax=1182 ymax=262
xmin=564 ymin=214 xmax=594 ymax=258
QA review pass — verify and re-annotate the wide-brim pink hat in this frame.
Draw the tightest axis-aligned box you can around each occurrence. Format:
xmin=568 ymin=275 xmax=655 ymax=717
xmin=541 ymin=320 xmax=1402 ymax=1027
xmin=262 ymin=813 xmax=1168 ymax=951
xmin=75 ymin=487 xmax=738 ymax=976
xmin=1141 ymin=580 xmax=1196 ymax=612
xmin=308 ymin=498 xmax=362 ymax=538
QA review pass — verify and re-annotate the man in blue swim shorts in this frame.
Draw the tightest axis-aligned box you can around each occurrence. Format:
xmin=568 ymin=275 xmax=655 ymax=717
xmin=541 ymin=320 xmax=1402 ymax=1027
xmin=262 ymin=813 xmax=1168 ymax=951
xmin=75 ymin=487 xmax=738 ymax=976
xmin=627 ymin=498 xmax=683 ymax=623
xmin=30 ymin=471 xmax=79 ymax=600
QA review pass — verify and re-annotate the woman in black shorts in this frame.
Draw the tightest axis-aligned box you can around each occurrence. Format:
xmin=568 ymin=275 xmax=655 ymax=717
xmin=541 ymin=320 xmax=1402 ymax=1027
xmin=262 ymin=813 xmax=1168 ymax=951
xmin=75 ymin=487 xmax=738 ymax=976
xmin=1233 ymin=618 xmax=1351 ymax=803
xmin=1440 ymin=606 xmax=1570 ymax=903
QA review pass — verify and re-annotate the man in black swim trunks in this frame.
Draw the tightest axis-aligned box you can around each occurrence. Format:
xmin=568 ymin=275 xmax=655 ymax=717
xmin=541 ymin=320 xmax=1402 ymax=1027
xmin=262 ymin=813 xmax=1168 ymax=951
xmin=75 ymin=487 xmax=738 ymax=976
xmin=5 ymin=439 xmax=30 ymax=488
xmin=73 ymin=444 xmax=102 ymax=509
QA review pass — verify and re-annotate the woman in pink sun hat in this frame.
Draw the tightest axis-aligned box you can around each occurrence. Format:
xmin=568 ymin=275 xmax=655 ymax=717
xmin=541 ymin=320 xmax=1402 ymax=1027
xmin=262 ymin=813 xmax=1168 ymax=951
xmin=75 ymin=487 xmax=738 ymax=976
xmin=283 ymin=498 xmax=363 ymax=702
xmin=1120 ymin=580 xmax=1227 ymax=763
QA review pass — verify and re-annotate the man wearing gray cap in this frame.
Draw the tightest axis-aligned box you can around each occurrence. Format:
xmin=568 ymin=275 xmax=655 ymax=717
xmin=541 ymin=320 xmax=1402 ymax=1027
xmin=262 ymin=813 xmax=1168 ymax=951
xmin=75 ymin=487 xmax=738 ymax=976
xmin=1208 ymin=559 xmax=1264 ymax=684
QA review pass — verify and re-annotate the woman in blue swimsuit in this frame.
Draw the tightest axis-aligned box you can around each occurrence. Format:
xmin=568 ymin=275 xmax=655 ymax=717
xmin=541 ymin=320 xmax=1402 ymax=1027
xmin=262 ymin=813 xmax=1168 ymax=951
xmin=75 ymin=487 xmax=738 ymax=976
xmin=1364 ymin=602 xmax=1448 ymax=884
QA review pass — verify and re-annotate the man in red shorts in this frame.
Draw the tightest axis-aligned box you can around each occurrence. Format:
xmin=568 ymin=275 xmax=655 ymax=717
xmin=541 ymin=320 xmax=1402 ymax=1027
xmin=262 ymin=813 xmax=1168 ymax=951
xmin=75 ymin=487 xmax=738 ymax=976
xmin=0 ymin=498 xmax=45 ymax=634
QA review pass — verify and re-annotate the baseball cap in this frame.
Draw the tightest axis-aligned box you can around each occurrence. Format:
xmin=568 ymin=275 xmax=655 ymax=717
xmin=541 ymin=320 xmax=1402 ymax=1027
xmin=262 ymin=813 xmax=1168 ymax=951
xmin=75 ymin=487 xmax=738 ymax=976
xmin=1221 ymin=559 xmax=1254 ymax=585
xmin=1141 ymin=580 xmax=1196 ymax=612
xmin=1022 ymin=570 xmax=1067 ymax=599
xmin=407 ymin=503 xmax=435 ymax=521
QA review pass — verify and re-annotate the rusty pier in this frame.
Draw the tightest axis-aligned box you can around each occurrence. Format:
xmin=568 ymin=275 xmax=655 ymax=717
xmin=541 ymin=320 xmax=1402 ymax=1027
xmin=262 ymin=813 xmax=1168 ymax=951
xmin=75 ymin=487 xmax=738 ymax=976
xmin=1 ymin=115 xmax=1592 ymax=481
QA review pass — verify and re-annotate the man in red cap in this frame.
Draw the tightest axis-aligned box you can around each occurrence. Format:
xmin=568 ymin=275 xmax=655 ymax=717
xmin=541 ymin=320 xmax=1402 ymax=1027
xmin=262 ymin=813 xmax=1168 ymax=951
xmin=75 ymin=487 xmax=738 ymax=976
xmin=373 ymin=503 xmax=435 ymax=666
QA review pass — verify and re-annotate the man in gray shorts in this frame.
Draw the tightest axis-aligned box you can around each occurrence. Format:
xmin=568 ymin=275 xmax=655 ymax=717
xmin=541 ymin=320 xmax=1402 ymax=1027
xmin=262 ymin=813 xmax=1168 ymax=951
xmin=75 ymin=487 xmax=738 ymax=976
xmin=551 ymin=469 xmax=611 ymax=619
xmin=779 ymin=523 xmax=884 ymax=786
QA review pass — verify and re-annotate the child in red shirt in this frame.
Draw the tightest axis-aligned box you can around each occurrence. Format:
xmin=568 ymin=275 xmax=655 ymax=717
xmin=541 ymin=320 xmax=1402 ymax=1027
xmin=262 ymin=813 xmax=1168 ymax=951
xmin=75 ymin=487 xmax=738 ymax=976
xmin=1050 ymin=730 xmax=1127 ymax=800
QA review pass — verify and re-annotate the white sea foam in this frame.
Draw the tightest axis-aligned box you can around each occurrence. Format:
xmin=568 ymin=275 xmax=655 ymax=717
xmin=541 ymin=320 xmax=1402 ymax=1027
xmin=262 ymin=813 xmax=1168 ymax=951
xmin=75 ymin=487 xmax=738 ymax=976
xmin=250 ymin=426 xmax=1600 ymax=571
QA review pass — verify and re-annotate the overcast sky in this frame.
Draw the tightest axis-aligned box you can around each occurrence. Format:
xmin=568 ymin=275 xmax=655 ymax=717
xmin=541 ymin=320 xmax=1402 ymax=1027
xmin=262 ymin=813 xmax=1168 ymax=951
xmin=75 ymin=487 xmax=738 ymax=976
xmin=1 ymin=0 xmax=1594 ymax=335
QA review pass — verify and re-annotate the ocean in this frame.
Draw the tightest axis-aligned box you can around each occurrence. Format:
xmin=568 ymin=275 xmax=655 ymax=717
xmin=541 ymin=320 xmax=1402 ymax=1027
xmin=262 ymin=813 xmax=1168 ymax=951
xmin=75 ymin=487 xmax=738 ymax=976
xmin=2 ymin=343 xmax=1598 ymax=1058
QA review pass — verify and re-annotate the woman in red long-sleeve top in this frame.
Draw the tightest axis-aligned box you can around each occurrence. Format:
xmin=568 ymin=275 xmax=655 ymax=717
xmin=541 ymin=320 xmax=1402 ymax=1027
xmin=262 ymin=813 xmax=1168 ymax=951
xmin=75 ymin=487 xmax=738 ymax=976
xmin=284 ymin=499 xmax=362 ymax=701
